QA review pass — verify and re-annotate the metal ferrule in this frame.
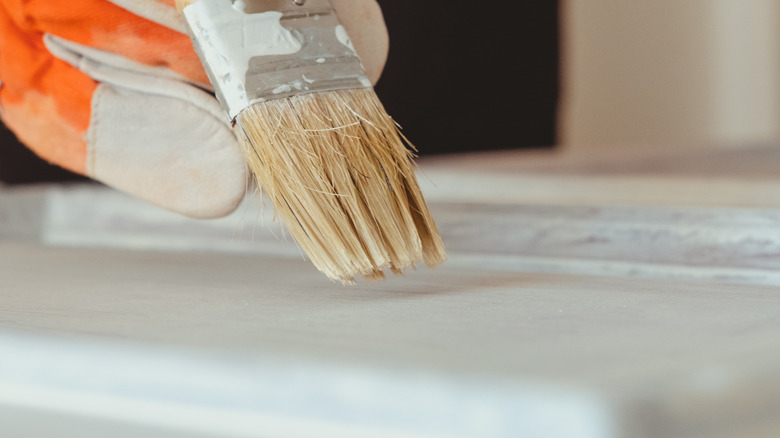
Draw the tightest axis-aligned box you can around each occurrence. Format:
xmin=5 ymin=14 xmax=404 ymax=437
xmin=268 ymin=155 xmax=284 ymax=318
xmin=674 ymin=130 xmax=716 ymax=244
xmin=183 ymin=0 xmax=371 ymax=121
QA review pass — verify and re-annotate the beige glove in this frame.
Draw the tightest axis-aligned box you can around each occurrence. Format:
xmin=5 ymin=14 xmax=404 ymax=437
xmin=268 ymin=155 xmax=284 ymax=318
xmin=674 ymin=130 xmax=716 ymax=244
xmin=0 ymin=0 xmax=388 ymax=219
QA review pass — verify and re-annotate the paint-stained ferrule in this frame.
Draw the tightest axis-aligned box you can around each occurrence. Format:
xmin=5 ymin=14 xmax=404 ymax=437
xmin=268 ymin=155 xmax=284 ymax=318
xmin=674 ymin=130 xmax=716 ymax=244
xmin=183 ymin=0 xmax=371 ymax=121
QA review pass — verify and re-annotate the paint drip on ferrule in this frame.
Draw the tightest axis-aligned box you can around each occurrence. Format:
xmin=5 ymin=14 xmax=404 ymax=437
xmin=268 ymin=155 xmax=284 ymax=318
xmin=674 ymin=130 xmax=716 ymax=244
xmin=182 ymin=0 xmax=372 ymax=121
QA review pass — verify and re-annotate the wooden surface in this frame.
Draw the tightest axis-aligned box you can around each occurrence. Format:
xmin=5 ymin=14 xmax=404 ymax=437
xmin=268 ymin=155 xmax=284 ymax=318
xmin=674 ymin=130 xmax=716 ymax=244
xmin=2 ymin=146 xmax=780 ymax=437
xmin=418 ymin=144 xmax=780 ymax=208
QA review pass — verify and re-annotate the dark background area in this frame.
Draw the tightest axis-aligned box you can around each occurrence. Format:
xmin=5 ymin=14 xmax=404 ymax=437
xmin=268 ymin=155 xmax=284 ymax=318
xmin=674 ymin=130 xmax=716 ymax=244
xmin=374 ymin=1 xmax=560 ymax=155
xmin=0 ymin=2 xmax=559 ymax=184
xmin=0 ymin=125 xmax=88 ymax=184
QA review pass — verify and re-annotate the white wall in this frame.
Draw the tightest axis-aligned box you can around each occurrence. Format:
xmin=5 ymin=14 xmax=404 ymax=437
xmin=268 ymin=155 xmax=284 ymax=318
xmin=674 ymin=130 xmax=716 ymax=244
xmin=560 ymin=0 xmax=780 ymax=152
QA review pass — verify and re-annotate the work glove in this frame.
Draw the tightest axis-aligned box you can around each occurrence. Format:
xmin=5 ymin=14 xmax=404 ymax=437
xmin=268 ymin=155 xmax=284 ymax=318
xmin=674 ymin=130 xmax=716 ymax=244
xmin=0 ymin=0 xmax=388 ymax=219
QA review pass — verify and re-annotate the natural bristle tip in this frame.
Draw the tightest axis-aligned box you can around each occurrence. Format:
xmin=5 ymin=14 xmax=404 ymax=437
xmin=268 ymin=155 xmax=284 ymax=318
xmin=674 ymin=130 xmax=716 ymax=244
xmin=235 ymin=88 xmax=447 ymax=283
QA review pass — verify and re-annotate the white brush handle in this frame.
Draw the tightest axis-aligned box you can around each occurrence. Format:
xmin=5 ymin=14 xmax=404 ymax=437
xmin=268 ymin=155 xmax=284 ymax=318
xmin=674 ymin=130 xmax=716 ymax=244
xmin=177 ymin=0 xmax=307 ymax=13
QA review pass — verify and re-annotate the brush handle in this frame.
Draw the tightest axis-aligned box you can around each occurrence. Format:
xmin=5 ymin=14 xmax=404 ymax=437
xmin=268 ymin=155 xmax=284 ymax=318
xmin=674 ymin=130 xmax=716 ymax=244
xmin=177 ymin=0 xmax=304 ymax=12
xmin=177 ymin=0 xmax=387 ymax=85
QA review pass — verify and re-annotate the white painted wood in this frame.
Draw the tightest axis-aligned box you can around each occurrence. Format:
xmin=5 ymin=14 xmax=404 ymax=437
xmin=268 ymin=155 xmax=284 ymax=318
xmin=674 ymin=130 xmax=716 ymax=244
xmin=2 ymin=243 xmax=780 ymax=437
xmin=3 ymin=148 xmax=780 ymax=437
xmin=4 ymin=146 xmax=780 ymax=286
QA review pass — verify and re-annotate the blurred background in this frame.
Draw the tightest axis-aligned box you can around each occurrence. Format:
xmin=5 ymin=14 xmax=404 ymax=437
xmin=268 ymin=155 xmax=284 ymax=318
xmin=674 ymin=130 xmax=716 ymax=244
xmin=4 ymin=0 xmax=780 ymax=179
xmin=560 ymin=0 xmax=780 ymax=155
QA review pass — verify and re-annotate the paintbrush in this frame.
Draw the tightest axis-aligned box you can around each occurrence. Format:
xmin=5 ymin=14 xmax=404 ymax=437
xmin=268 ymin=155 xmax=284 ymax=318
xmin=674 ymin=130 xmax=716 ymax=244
xmin=176 ymin=0 xmax=445 ymax=283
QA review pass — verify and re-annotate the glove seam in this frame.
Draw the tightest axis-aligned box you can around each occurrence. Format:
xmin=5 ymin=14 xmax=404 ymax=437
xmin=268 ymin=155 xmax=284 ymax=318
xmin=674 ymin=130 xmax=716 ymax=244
xmin=44 ymin=35 xmax=225 ymax=122
xmin=85 ymin=84 xmax=106 ymax=177
xmin=106 ymin=0 xmax=187 ymax=34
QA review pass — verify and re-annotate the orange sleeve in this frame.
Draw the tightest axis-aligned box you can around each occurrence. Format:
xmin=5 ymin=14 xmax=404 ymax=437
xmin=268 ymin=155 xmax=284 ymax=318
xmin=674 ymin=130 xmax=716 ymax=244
xmin=23 ymin=0 xmax=208 ymax=84
xmin=0 ymin=0 xmax=207 ymax=174
xmin=0 ymin=0 xmax=95 ymax=174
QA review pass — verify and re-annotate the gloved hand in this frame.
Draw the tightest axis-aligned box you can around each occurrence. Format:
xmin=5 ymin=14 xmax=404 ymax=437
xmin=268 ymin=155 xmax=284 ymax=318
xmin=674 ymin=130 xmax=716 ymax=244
xmin=0 ymin=0 xmax=388 ymax=219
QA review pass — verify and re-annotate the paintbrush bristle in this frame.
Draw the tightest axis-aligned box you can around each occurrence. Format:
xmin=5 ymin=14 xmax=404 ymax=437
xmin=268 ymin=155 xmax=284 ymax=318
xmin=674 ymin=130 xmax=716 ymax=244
xmin=235 ymin=88 xmax=447 ymax=284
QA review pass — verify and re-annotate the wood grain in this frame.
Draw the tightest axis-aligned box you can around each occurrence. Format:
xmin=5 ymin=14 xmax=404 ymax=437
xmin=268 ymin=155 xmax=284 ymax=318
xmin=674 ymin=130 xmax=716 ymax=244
xmin=3 ymin=145 xmax=780 ymax=437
